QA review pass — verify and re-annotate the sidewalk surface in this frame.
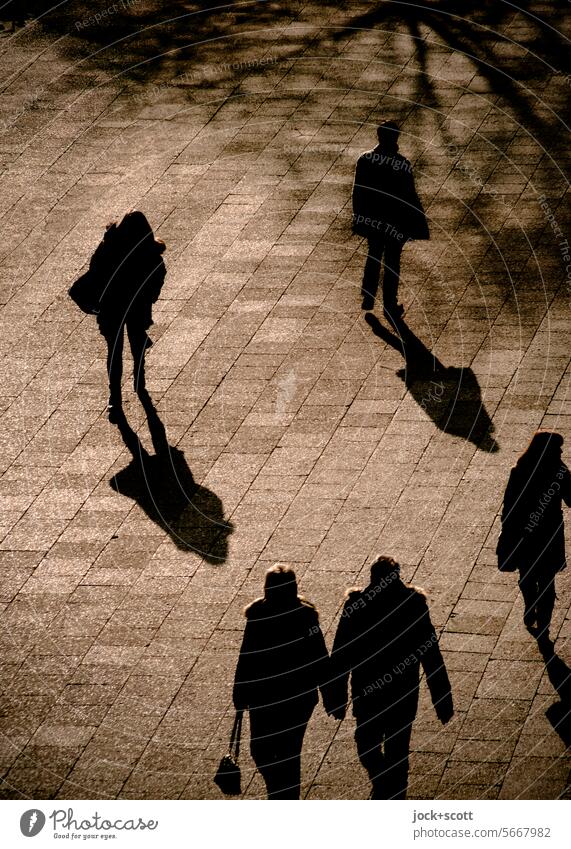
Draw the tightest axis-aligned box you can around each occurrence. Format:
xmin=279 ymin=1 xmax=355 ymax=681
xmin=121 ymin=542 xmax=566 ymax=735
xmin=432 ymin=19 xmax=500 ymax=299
xmin=0 ymin=1 xmax=569 ymax=799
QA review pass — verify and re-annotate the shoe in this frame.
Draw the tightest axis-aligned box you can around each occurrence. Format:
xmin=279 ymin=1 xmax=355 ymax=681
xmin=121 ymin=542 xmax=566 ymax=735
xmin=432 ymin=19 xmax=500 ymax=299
xmin=361 ymin=294 xmax=375 ymax=311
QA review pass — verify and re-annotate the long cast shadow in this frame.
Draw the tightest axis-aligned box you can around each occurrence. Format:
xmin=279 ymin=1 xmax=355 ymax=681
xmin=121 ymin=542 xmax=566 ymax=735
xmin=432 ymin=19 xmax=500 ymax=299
xmin=537 ymin=638 xmax=571 ymax=749
xmin=365 ymin=312 xmax=498 ymax=452
xmin=110 ymin=393 xmax=233 ymax=563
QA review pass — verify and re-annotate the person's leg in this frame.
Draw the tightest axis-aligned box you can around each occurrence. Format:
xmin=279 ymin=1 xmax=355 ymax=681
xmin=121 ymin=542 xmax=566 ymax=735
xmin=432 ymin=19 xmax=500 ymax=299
xmin=383 ymin=237 xmax=403 ymax=315
xmin=382 ymin=715 xmax=414 ymax=799
xmin=519 ymin=568 xmax=539 ymax=629
xmin=127 ymin=321 xmax=148 ymax=395
xmin=103 ymin=322 xmax=125 ymax=410
xmin=265 ymin=705 xmax=314 ymax=800
xmin=249 ymin=708 xmax=275 ymax=797
xmin=362 ymin=237 xmax=384 ymax=308
xmin=355 ymin=708 xmax=386 ymax=797
xmin=249 ymin=706 xmax=309 ymax=800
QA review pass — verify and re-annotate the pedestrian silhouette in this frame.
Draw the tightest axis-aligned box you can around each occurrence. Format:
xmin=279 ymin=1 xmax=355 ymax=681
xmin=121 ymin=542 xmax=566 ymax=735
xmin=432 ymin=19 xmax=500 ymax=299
xmin=110 ymin=392 xmax=233 ymax=562
xmin=329 ymin=555 xmax=453 ymax=799
xmin=233 ymin=566 xmax=336 ymax=799
xmin=498 ymin=431 xmax=571 ymax=639
xmin=352 ymin=121 xmax=429 ymax=320
xmin=83 ymin=210 xmax=166 ymax=422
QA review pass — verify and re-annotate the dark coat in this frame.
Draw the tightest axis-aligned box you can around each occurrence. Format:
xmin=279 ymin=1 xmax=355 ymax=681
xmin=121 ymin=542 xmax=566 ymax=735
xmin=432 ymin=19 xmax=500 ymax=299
xmin=233 ymin=598 xmax=333 ymax=713
xmin=500 ymin=461 xmax=571 ymax=575
xmin=330 ymin=580 xmax=451 ymax=719
xmin=352 ymin=147 xmax=429 ymax=241
xmin=90 ymin=224 xmax=166 ymax=332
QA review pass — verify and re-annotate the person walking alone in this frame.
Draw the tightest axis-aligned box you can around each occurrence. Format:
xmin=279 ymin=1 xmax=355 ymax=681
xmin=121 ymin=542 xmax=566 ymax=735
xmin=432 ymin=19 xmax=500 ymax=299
xmin=498 ymin=431 xmax=571 ymax=640
xmin=352 ymin=121 xmax=428 ymax=321
xmin=84 ymin=210 xmax=166 ymax=422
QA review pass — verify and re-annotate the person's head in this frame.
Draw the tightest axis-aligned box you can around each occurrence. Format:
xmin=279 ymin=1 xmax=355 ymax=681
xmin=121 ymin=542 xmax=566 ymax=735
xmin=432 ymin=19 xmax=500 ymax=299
xmin=369 ymin=554 xmax=401 ymax=589
xmin=111 ymin=209 xmax=165 ymax=253
xmin=517 ymin=430 xmax=563 ymax=470
xmin=377 ymin=121 xmax=400 ymax=152
xmin=118 ymin=209 xmax=153 ymax=240
xmin=264 ymin=564 xmax=299 ymax=606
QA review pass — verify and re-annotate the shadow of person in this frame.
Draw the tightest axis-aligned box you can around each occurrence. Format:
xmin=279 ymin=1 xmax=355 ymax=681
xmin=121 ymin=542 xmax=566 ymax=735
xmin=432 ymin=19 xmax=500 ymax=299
xmin=110 ymin=392 xmax=233 ymax=563
xmin=537 ymin=637 xmax=571 ymax=749
xmin=365 ymin=312 xmax=498 ymax=452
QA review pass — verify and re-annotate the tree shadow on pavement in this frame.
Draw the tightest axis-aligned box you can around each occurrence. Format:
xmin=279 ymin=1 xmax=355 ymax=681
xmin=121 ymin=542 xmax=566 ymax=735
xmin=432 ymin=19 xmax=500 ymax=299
xmin=365 ymin=312 xmax=498 ymax=452
xmin=17 ymin=1 xmax=568 ymax=154
xmin=11 ymin=1 xmax=305 ymax=87
xmin=23 ymin=2 xmax=569 ymax=124
xmin=333 ymin=1 xmax=570 ymax=144
xmin=110 ymin=391 xmax=233 ymax=562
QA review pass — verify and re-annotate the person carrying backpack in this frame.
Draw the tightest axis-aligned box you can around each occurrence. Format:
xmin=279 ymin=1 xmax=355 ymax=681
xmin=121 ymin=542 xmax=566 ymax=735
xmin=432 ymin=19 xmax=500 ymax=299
xmin=70 ymin=210 xmax=166 ymax=422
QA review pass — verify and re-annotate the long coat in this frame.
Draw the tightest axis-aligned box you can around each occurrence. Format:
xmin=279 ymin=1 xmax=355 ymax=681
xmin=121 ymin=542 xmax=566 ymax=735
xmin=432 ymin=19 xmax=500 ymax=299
xmin=233 ymin=598 xmax=333 ymax=714
xmin=330 ymin=580 xmax=451 ymax=721
xmin=500 ymin=461 xmax=571 ymax=575
xmin=90 ymin=224 xmax=166 ymax=332
xmin=352 ymin=147 xmax=429 ymax=241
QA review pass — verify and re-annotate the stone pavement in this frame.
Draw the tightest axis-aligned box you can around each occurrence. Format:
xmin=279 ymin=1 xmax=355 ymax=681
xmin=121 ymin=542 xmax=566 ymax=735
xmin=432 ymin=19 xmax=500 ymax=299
xmin=0 ymin=0 xmax=569 ymax=800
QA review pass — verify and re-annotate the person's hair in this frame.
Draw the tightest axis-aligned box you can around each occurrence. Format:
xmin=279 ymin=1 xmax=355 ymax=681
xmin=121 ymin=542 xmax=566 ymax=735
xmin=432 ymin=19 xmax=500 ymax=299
xmin=262 ymin=564 xmax=317 ymax=610
xmin=369 ymin=554 xmax=401 ymax=587
xmin=344 ymin=555 xmax=425 ymax=600
xmin=244 ymin=565 xmax=317 ymax=618
xmin=264 ymin=565 xmax=300 ymax=606
xmin=377 ymin=120 xmax=400 ymax=150
xmin=106 ymin=209 xmax=166 ymax=253
xmin=515 ymin=430 xmax=563 ymax=471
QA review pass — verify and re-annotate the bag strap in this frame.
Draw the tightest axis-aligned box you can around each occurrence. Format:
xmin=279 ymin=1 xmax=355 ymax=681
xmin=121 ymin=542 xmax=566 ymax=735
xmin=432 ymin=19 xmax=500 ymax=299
xmin=229 ymin=710 xmax=243 ymax=760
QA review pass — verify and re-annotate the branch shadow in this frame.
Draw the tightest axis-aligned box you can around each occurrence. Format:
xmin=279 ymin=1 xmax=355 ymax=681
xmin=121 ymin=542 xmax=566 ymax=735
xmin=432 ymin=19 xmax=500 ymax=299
xmin=365 ymin=312 xmax=498 ymax=452
xmin=334 ymin=1 xmax=570 ymax=132
xmin=110 ymin=391 xmax=233 ymax=563
xmin=11 ymin=1 xmax=306 ymax=87
xmin=19 ymin=2 xmax=569 ymax=133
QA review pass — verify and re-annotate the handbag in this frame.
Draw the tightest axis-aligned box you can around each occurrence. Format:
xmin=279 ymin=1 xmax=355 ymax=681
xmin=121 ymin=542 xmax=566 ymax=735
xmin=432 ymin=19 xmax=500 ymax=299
xmin=68 ymin=271 xmax=100 ymax=315
xmin=214 ymin=710 xmax=243 ymax=796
